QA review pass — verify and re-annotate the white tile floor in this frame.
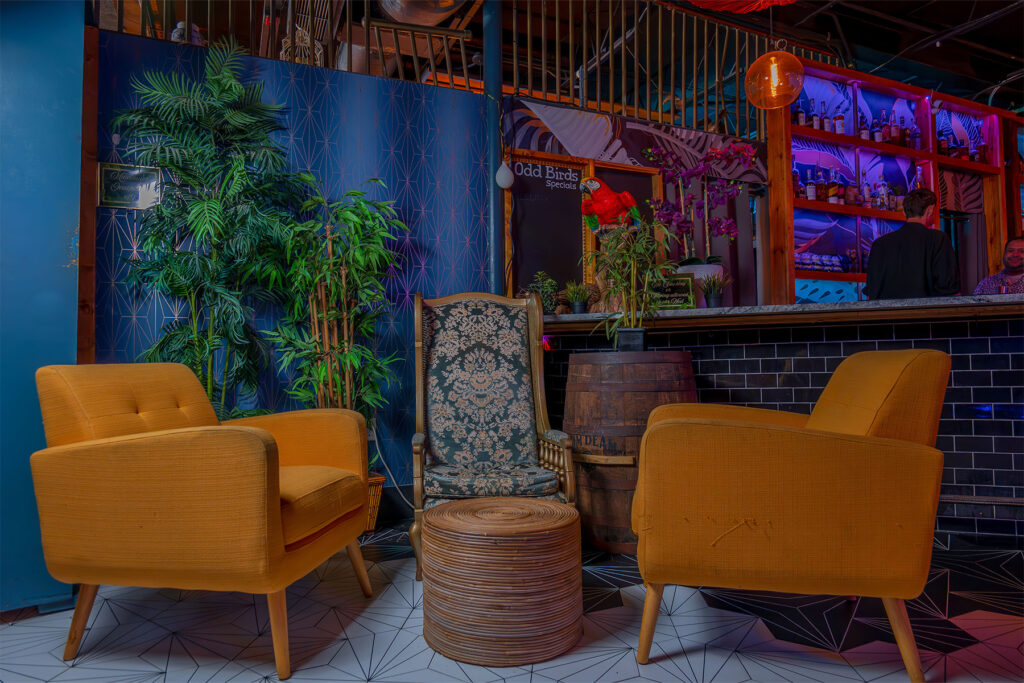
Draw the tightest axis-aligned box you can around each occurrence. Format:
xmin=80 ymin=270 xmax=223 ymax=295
xmin=1 ymin=529 xmax=1021 ymax=682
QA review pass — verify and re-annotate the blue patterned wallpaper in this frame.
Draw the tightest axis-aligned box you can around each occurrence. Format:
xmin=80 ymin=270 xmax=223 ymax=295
xmin=95 ymin=31 xmax=490 ymax=487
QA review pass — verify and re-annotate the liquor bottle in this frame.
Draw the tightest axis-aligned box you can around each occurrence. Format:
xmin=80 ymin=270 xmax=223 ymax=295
xmin=821 ymin=102 xmax=832 ymax=133
xmin=827 ymin=168 xmax=839 ymax=204
xmin=872 ymin=116 xmax=883 ymax=142
xmin=810 ymin=98 xmax=819 ymax=129
xmin=909 ymin=121 xmax=921 ymax=150
xmin=898 ymin=116 xmax=908 ymax=147
xmin=815 ymin=168 xmax=826 ymax=200
xmin=978 ymin=142 xmax=989 ymax=164
xmin=938 ymin=135 xmax=949 ymax=155
xmin=870 ymin=183 xmax=880 ymax=209
xmin=836 ymin=171 xmax=846 ymax=205
xmin=805 ymin=169 xmax=817 ymax=201
xmin=845 ymin=177 xmax=858 ymax=204
xmin=889 ymin=111 xmax=901 ymax=142
xmin=859 ymin=113 xmax=870 ymax=140
xmin=833 ymin=106 xmax=845 ymax=135
xmin=793 ymin=167 xmax=802 ymax=198
xmin=794 ymin=100 xmax=806 ymax=127
xmin=887 ymin=184 xmax=896 ymax=211
xmin=861 ymin=171 xmax=871 ymax=207
xmin=879 ymin=109 xmax=890 ymax=142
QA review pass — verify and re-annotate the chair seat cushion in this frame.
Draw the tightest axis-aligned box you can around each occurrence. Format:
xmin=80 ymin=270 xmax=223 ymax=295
xmin=424 ymin=464 xmax=559 ymax=499
xmin=279 ymin=466 xmax=365 ymax=546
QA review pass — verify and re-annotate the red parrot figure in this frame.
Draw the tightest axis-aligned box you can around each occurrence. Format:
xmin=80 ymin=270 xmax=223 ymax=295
xmin=580 ymin=177 xmax=641 ymax=232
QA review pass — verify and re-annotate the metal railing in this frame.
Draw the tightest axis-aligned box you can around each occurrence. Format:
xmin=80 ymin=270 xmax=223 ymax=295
xmin=88 ymin=0 xmax=841 ymax=139
xmin=89 ymin=0 xmax=476 ymax=88
xmin=508 ymin=0 xmax=840 ymax=140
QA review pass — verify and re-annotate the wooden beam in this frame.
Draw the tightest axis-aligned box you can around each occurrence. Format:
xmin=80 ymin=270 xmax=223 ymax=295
xmin=766 ymin=107 xmax=794 ymax=305
xmin=77 ymin=26 xmax=99 ymax=365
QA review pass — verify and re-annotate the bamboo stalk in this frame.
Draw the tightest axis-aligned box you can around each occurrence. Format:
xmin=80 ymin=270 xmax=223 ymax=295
xmin=341 ymin=267 xmax=352 ymax=410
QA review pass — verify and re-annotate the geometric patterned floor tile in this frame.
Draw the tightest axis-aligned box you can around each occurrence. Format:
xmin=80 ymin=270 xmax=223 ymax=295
xmin=1 ymin=528 xmax=1021 ymax=682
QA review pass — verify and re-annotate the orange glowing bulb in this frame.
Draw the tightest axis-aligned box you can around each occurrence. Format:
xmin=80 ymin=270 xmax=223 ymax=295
xmin=745 ymin=50 xmax=804 ymax=110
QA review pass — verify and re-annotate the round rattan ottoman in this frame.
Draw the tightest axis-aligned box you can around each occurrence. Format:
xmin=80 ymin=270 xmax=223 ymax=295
xmin=421 ymin=497 xmax=582 ymax=666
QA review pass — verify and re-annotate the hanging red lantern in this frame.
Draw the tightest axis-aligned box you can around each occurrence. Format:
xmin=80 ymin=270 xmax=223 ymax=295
xmin=744 ymin=49 xmax=804 ymax=110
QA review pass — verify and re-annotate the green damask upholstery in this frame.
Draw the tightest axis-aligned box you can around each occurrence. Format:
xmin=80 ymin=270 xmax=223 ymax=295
xmin=422 ymin=298 xmax=539 ymax=470
xmin=424 ymin=464 xmax=560 ymax=499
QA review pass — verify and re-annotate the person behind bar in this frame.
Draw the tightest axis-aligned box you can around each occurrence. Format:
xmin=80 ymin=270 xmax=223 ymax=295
xmin=864 ymin=188 xmax=960 ymax=299
xmin=973 ymin=237 xmax=1024 ymax=295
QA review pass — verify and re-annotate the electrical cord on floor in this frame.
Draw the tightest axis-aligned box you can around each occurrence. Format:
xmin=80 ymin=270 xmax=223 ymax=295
xmin=368 ymin=423 xmax=414 ymax=509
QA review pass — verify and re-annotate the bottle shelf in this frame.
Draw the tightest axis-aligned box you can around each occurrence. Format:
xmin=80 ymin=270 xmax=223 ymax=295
xmin=936 ymin=155 xmax=1001 ymax=176
xmin=793 ymin=197 xmax=905 ymax=222
xmin=794 ymin=269 xmax=865 ymax=283
xmin=791 ymin=125 xmax=932 ymax=161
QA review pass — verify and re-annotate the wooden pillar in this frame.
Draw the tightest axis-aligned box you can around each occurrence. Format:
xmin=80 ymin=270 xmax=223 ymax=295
xmin=765 ymin=107 xmax=794 ymax=305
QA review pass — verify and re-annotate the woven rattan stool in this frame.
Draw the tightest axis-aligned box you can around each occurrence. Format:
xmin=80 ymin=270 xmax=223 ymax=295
xmin=421 ymin=497 xmax=582 ymax=666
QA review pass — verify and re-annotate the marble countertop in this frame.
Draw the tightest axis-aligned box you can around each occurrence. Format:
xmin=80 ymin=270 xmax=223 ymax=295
xmin=543 ymin=293 xmax=1024 ymax=327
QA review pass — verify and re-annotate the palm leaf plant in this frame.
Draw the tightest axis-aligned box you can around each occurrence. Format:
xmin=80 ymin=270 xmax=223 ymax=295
xmin=112 ymin=38 xmax=302 ymax=417
xmin=585 ymin=220 xmax=678 ymax=339
xmin=268 ymin=178 xmax=407 ymax=419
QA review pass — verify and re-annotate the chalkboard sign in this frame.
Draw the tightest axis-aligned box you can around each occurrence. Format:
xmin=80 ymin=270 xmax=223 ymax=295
xmin=506 ymin=152 xmax=588 ymax=293
xmin=98 ymin=163 xmax=161 ymax=209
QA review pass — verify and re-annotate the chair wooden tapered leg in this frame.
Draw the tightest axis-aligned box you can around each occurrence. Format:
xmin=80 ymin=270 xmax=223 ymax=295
xmin=409 ymin=513 xmax=423 ymax=582
xmin=63 ymin=584 xmax=99 ymax=660
xmin=266 ymin=590 xmax=291 ymax=680
xmin=636 ymin=582 xmax=664 ymax=665
xmin=882 ymin=597 xmax=925 ymax=683
xmin=346 ymin=541 xmax=373 ymax=597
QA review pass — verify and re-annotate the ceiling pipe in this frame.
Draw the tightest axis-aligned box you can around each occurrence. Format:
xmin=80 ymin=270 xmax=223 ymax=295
xmin=869 ymin=0 xmax=1023 ymax=73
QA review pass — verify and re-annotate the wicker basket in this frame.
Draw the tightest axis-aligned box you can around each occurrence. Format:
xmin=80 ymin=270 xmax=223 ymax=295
xmin=364 ymin=472 xmax=387 ymax=532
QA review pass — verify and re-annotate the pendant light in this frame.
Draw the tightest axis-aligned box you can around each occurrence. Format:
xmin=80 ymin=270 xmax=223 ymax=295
xmin=744 ymin=9 xmax=804 ymax=110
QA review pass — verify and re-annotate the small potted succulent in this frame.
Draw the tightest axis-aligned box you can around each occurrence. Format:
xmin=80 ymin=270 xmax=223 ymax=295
xmin=697 ymin=271 xmax=732 ymax=308
xmin=565 ymin=280 xmax=589 ymax=314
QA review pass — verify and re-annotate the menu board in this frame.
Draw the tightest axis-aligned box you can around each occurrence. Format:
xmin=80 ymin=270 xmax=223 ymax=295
xmin=507 ymin=153 xmax=588 ymax=293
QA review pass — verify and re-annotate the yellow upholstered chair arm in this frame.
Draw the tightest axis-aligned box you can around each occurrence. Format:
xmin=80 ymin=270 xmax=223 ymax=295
xmin=30 ymin=426 xmax=285 ymax=590
xmin=647 ymin=403 xmax=809 ymax=429
xmin=633 ymin=418 xmax=942 ymax=599
xmin=225 ymin=409 xmax=367 ymax=484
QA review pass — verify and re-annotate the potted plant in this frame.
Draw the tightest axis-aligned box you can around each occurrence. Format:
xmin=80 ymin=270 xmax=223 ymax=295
xmin=645 ymin=142 xmax=755 ymax=306
xmin=112 ymin=38 xmax=302 ymax=417
xmin=524 ymin=270 xmax=559 ymax=314
xmin=565 ymin=280 xmax=589 ymax=314
xmin=268 ymin=177 xmax=407 ymax=532
xmin=585 ymin=220 xmax=678 ymax=351
xmin=697 ymin=271 xmax=732 ymax=308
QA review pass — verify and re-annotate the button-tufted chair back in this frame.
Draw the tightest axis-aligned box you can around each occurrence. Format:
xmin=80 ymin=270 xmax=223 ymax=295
xmin=36 ymin=364 xmax=219 ymax=447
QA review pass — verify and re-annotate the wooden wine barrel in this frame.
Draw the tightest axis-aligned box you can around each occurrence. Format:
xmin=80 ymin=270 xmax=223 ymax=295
xmin=563 ymin=350 xmax=698 ymax=553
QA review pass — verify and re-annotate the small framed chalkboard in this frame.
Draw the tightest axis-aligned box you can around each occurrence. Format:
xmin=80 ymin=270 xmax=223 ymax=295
xmin=98 ymin=162 xmax=161 ymax=209
xmin=654 ymin=272 xmax=696 ymax=309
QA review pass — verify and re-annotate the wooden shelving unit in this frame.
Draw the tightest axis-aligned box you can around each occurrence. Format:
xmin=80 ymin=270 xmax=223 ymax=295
xmin=766 ymin=58 xmax=1012 ymax=305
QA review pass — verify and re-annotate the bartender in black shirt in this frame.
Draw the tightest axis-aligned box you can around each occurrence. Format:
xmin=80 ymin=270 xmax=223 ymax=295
xmin=864 ymin=188 xmax=960 ymax=299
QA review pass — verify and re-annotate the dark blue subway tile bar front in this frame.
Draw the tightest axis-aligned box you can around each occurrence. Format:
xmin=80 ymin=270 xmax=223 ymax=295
xmin=543 ymin=315 xmax=1024 ymax=547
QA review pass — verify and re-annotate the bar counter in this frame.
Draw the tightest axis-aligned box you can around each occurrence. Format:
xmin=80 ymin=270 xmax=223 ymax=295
xmin=543 ymin=294 xmax=1024 ymax=331
xmin=541 ymin=294 xmax=1024 ymax=548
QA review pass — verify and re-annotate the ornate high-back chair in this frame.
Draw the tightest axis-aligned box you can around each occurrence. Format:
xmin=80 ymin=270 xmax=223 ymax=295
xmin=409 ymin=292 xmax=575 ymax=580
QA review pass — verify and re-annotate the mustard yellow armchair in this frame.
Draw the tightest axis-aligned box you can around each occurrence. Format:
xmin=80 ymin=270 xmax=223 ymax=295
xmin=31 ymin=363 xmax=373 ymax=680
xmin=633 ymin=349 xmax=950 ymax=683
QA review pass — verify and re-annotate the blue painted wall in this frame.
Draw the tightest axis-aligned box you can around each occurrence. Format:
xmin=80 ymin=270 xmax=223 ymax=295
xmin=0 ymin=3 xmax=83 ymax=610
xmin=95 ymin=32 xmax=489 ymax=489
